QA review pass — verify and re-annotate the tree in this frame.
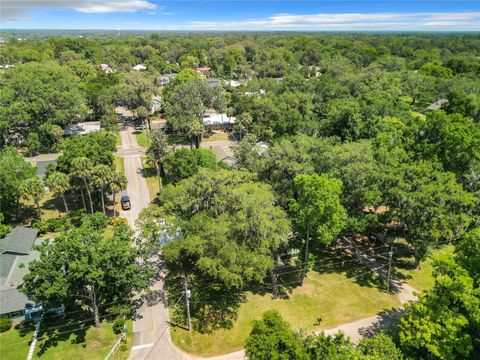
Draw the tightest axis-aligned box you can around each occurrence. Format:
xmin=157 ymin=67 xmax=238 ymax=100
xmin=22 ymin=214 xmax=153 ymax=328
xmin=455 ymin=227 xmax=480 ymax=285
xmin=165 ymin=79 xmax=225 ymax=148
xmin=108 ymin=172 xmax=128 ymax=217
xmin=245 ymin=310 xmax=308 ymax=360
xmin=0 ymin=147 xmax=36 ymax=215
xmin=164 ymin=148 xmax=217 ymax=183
xmin=149 ymin=169 xmax=290 ymax=331
xmin=91 ymin=164 xmax=114 ymax=215
xmin=303 ymin=332 xmax=358 ymax=359
xmin=357 ymin=333 xmax=403 ymax=360
xmin=25 ymin=132 xmax=41 ymax=155
xmin=0 ymin=213 xmax=11 ymax=238
xmin=46 ymin=171 xmax=71 ymax=212
xmin=20 ymin=177 xmax=45 ymax=219
xmin=290 ymin=174 xmax=346 ymax=285
xmin=386 ymin=161 xmax=477 ymax=267
xmin=398 ymin=260 xmax=480 ymax=359
xmin=56 ymin=132 xmax=116 ymax=173
xmin=146 ymin=129 xmax=169 ymax=186
xmin=321 ymin=98 xmax=362 ymax=141
xmin=70 ymin=157 xmax=94 ymax=214
xmin=0 ymin=62 xmax=87 ymax=142
xmin=236 ymin=112 xmax=253 ymax=140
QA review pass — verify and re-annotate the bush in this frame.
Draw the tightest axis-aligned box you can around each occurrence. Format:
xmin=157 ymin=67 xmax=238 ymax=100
xmin=112 ymin=318 xmax=125 ymax=335
xmin=0 ymin=317 xmax=12 ymax=332
xmin=32 ymin=220 xmax=49 ymax=235
xmin=110 ymin=217 xmax=128 ymax=227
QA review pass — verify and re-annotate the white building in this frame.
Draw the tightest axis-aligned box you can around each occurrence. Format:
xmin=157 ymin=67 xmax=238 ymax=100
xmin=64 ymin=122 xmax=101 ymax=136
xmin=225 ymin=80 xmax=241 ymax=87
xmin=203 ymin=113 xmax=236 ymax=129
xmin=133 ymin=64 xmax=147 ymax=71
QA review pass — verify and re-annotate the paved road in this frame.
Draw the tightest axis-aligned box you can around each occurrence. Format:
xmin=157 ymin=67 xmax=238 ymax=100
xmin=119 ymin=126 xmax=416 ymax=359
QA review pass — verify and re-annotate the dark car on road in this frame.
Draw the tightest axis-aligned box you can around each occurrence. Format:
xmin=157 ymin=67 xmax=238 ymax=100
xmin=121 ymin=195 xmax=131 ymax=210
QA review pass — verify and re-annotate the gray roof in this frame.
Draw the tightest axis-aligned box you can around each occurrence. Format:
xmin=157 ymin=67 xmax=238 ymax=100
xmin=426 ymin=99 xmax=449 ymax=111
xmin=0 ymin=227 xmax=38 ymax=255
xmin=0 ymin=288 xmax=33 ymax=315
xmin=0 ymin=227 xmax=40 ymax=315
xmin=36 ymin=160 xmax=57 ymax=180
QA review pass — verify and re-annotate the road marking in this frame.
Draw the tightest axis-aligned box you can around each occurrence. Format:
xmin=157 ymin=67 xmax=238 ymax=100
xmin=131 ymin=343 xmax=154 ymax=351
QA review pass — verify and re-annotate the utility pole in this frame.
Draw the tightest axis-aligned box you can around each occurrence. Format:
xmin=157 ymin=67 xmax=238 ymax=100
xmin=387 ymin=245 xmax=394 ymax=292
xmin=183 ymin=276 xmax=192 ymax=332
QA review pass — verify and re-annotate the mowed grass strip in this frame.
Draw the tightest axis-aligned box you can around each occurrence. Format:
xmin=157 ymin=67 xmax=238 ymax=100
xmin=0 ymin=320 xmax=132 ymax=360
xmin=171 ymin=269 xmax=400 ymax=356
xmin=134 ymin=131 xmax=151 ymax=148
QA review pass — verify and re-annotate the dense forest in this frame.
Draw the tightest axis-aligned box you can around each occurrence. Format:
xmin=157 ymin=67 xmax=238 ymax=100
xmin=1 ymin=32 xmax=479 ymax=359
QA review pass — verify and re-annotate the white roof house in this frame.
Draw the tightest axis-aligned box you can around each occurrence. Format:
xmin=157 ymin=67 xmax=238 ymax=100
xmin=225 ymin=80 xmax=241 ymax=87
xmin=203 ymin=114 xmax=236 ymax=127
xmin=133 ymin=64 xmax=147 ymax=71
xmin=64 ymin=122 xmax=101 ymax=136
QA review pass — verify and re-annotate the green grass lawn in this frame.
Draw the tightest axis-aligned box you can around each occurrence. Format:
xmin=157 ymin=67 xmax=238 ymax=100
xmin=134 ymin=131 xmax=151 ymax=148
xmin=0 ymin=319 xmax=132 ymax=360
xmin=114 ymin=156 xmax=125 ymax=175
xmin=171 ymin=267 xmax=400 ymax=356
xmin=0 ymin=322 xmax=35 ymax=360
xmin=397 ymin=245 xmax=454 ymax=292
xmin=141 ymin=156 xmax=160 ymax=199
xmin=202 ymin=131 xmax=229 ymax=142
xmin=115 ymin=132 xmax=122 ymax=147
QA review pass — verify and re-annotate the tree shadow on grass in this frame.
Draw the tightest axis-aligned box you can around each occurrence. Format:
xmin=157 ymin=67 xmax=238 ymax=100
xmin=165 ymin=273 xmax=246 ymax=334
xmin=35 ymin=317 xmax=89 ymax=357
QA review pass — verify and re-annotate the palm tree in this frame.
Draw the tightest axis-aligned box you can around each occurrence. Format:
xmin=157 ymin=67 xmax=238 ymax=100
xmin=108 ymin=172 xmax=127 ymax=217
xmin=91 ymin=165 xmax=114 ymax=215
xmin=146 ymin=129 xmax=169 ymax=187
xmin=20 ymin=177 xmax=45 ymax=219
xmin=70 ymin=157 xmax=94 ymax=214
xmin=46 ymin=171 xmax=71 ymax=212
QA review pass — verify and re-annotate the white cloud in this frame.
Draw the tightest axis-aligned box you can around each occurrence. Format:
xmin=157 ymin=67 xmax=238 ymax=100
xmin=1 ymin=0 xmax=156 ymax=21
xmin=184 ymin=12 xmax=480 ymax=31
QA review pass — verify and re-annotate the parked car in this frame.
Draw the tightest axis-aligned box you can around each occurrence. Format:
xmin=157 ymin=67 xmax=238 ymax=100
xmin=135 ymin=123 xmax=147 ymax=131
xmin=121 ymin=195 xmax=131 ymax=210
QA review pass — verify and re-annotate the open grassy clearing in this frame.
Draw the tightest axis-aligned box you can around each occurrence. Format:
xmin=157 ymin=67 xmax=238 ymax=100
xmin=396 ymin=245 xmax=454 ymax=292
xmin=171 ymin=265 xmax=400 ymax=356
xmin=0 ymin=320 xmax=132 ymax=360
xmin=134 ymin=131 xmax=151 ymax=148
xmin=202 ymin=130 xmax=229 ymax=143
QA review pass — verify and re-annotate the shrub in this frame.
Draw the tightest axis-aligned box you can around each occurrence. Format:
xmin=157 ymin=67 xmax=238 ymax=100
xmin=110 ymin=217 xmax=128 ymax=227
xmin=112 ymin=318 xmax=125 ymax=335
xmin=0 ymin=317 xmax=12 ymax=332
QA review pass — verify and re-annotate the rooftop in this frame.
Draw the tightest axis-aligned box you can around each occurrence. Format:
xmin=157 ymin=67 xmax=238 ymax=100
xmin=0 ymin=227 xmax=38 ymax=255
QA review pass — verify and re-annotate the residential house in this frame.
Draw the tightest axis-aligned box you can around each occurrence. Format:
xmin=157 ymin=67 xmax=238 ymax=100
xmin=100 ymin=63 xmax=113 ymax=73
xmin=0 ymin=227 xmax=39 ymax=319
xmin=203 ymin=113 xmax=236 ymax=129
xmin=64 ymin=121 xmax=101 ymax=137
xmin=225 ymin=80 xmax=241 ymax=87
xmin=194 ymin=66 xmax=211 ymax=76
xmin=206 ymin=78 xmax=221 ymax=87
xmin=150 ymin=96 xmax=162 ymax=114
xmin=133 ymin=64 xmax=147 ymax=71
xmin=157 ymin=73 xmax=177 ymax=86
xmin=425 ymin=99 xmax=449 ymax=112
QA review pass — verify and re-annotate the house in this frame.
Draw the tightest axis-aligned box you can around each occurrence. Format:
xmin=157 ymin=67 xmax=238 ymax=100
xmin=64 ymin=121 xmax=101 ymax=137
xmin=255 ymin=141 xmax=269 ymax=156
xmin=100 ymin=63 xmax=113 ymax=73
xmin=225 ymin=80 xmax=241 ymax=87
xmin=157 ymin=73 xmax=177 ymax=86
xmin=150 ymin=95 xmax=161 ymax=114
xmin=194 ymin=66 xmax=211 ymax=76
xmin=203 ymin=113 xmax=236 ymax=129
xmin=133 ymin=64 xmax=147 ymax=71
xmin=206 ymin=78 xmax=221 ymax=87
xmin=0 ymin=227 xmax=39 ymax=319
xmin=425 ymin=99 xmax=449 ymax=112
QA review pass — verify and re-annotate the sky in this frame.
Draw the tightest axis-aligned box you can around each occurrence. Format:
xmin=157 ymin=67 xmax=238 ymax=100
xmin=1 ymin=1 xmax=480 ymax=31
